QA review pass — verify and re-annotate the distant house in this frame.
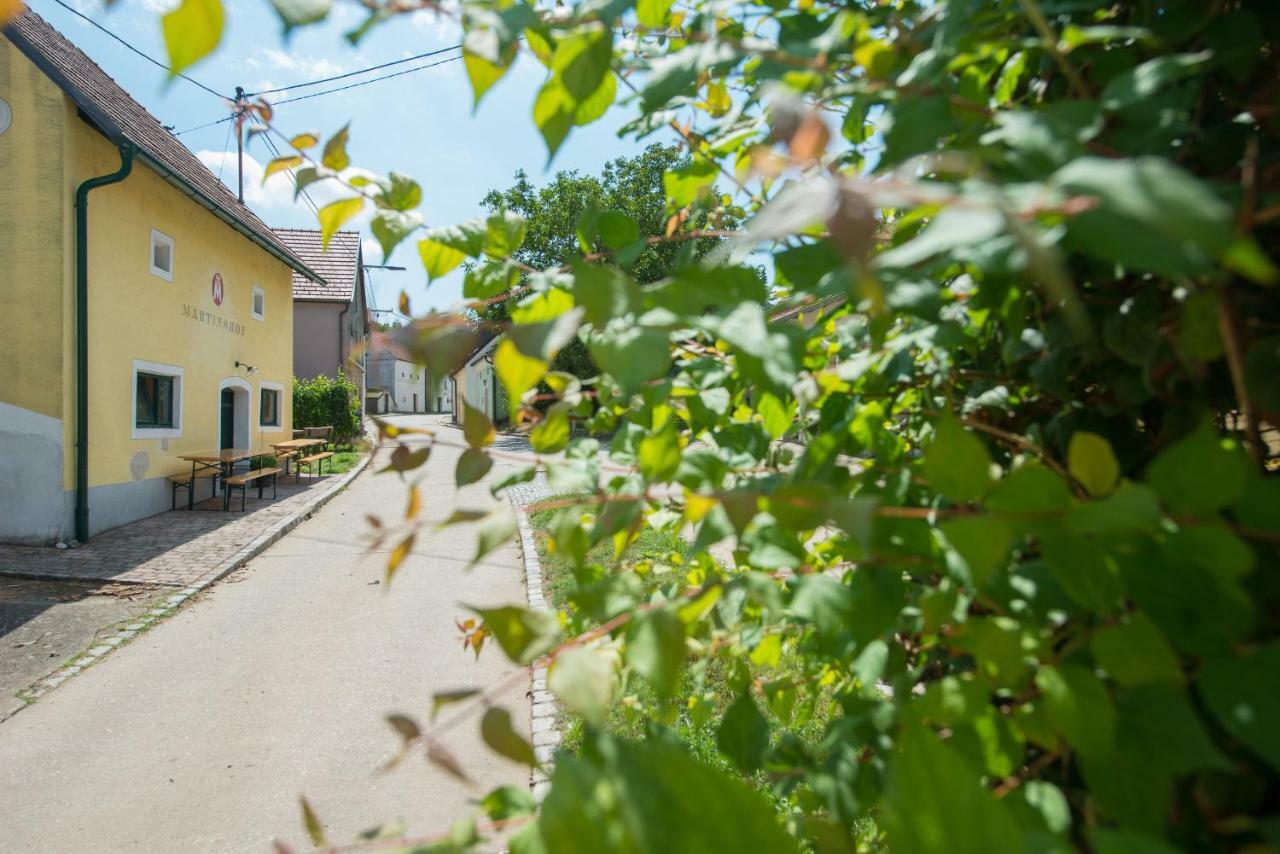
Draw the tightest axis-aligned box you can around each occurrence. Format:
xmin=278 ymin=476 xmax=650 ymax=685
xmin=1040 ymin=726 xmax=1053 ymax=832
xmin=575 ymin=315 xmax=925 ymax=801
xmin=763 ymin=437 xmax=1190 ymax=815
xmin=367 ymin=335 xmax=448 ymax=414
xmin=451 ymin=335 xmax=506 ymax=424
xmin=273 ymin=228 xmax=369 ymax=404
xmin=0 ymin=9 xmax=321 ymax=542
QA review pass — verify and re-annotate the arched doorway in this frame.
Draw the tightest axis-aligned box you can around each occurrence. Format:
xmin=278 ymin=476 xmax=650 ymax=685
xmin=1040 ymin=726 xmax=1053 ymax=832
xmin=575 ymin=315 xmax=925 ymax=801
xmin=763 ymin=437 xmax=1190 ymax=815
xmin=217 ymin=377 xmax=251 ymax=451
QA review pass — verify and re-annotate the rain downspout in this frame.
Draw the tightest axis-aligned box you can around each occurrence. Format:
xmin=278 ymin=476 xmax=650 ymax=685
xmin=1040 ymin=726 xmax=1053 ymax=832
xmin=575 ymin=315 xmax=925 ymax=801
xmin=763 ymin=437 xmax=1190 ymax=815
xmin=75 ymin=143 xmax=135 ymax=543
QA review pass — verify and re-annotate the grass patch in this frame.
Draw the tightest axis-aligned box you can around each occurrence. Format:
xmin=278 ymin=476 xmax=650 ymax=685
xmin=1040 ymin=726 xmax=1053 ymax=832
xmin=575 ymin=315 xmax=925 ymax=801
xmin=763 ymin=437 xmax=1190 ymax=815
xmin=328 ymin=451 xmax=364 ymax=474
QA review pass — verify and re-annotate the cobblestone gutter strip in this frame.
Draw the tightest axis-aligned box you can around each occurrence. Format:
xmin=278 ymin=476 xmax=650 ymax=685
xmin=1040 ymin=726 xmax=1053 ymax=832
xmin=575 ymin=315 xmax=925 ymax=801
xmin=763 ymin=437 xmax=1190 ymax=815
xmin=510 ymin=483 xmax=560 ymax=804
xmin=17 ymin=453 xmax=374 ymax=708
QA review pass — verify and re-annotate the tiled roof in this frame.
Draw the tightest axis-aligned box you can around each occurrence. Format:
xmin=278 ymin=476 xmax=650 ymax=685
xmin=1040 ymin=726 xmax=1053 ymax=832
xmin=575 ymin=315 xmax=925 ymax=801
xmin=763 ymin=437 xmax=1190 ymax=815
xmin=3 ymin=9 xmax=322 ymax=283
xmin=272 ymin=228 xmax=361 ymax=302
xmin=368 ymin=332 xmax=414 ymax=363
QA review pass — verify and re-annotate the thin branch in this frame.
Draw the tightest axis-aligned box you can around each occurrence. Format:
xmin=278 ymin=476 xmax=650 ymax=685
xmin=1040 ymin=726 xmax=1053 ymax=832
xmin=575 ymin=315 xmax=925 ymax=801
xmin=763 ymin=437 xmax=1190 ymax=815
xmin=1015 ymin=0 xmax=1091 ymax=99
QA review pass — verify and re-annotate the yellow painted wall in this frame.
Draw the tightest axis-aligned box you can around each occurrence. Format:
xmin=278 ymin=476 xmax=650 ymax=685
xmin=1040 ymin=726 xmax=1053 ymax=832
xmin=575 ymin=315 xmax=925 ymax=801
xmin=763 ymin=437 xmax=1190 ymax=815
xmin=64 ymin=116 xmax=296 ymax=489
xmin=0 ymin=40 xmax=67 ymax=421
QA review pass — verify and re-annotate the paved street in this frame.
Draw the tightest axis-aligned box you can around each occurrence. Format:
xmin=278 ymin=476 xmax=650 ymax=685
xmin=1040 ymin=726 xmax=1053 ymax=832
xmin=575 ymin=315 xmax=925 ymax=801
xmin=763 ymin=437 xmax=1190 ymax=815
xmin=0 ymin=415 xmax=531 ymax=852
xmin=0 ymin=466 xmax=351 ymax=589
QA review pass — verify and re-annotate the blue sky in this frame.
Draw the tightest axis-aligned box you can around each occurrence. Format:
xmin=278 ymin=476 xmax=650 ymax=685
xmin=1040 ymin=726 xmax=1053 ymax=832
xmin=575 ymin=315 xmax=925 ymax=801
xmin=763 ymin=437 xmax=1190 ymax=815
xmin=30 ymin=0 xmax=647 ymax=314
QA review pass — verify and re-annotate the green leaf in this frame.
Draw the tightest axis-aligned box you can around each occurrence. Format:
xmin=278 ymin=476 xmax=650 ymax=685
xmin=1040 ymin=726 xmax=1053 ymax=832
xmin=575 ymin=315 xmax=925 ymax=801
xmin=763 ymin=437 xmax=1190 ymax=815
xmin=1068 ymin=431 xmax=1120 ymax=497
xmin=539 ymin=734 xmax=798 ymax=853
xmin=939 ymin=516 xmax=1012 ymax=588
xmin=986 ymin=463 xmax=1072 ymax=519
xmin=1067 ymin=482 xmax=1161 ymax=535
xmin=470 ymin=604 xmax=560 ymax=664
xmin=756 ymin=392 xmax=792 ymax=440
xmin=587 ymin=325 xmax=669 ymax=395
xmin=370 ymin=210 xmax=421 ymax=261
xmin=464 ymin=261 xmax=521 ymax=300
xmin=1246 ymin=335 xmax=1280 ymax=413
xmin=483 ymin=210 xmax=528 ymax=258
xmin=1090 ymin=612 xmax=1183 ymax=686
xmin=1035 ymin=665 xmax=1116 ymax=759
xmin=161 ymin=0 xmax=224 ymax=74
xmin=530 ymin=404 xmax=571 ymax=454
xmin=549 ymin=646 xmax=618 ymax=726
xmin=480 ymin=785 xmax=537 ymax=821
xmin=321 ymin=123 xmax=351 ymax=171
xmin=474 ymin=507 xmax=517 ymax=565
xmin=318 ymin=197 xmax=364 ymax=250
xmin=716 ymin=692 xmax=770 ymax=773
xmin=663 ymin=160 xmax=718 ymax=209
xmin=300 ymin=796 xmax=328 ymax=847
xmin=481 ymin=706 xmax=538 ymax=766
xmin=533 ymin=77 xmax=574 ymax=160
xmin=464 ymin=401 xmax=495 ymax=448
xmin=463 ymin=33 xmax=514 ymax=106
xmin=923 ymin=416 xmax=994 ymax=503
xmin=1198 ymin=641 xmax=1280 ymax=772
xmin=1038 ymin=530 xmax=1125 ymax=613
xmin=551 ymin=26 xmax=612 ymax=101
xmin=417 ymin=236 xmax=468 ymax=277
xmin=1054 ymin=156 xmax=1233 ymax=273
xmin=881 ymin=727 xmax=1025 ymax=853
xmin=1100 ymin=51 xmax=1212 ymax=111
xmin=456 ymin=448 xmax=493 ymax=486
xmin=635 ymin=0 xmax=674 ymax=28
xmin=494 ymin=338 xmax=548 ymax=413
xmin=637 ymin=424 xmax=681 ymax=482
xmin=268 ymin=0 xmax=331 ymax=28
xmin=1146 ymin=422 xmax=1251 ymax=515
xmin=626 ymin=609 xmax=684 ymax=699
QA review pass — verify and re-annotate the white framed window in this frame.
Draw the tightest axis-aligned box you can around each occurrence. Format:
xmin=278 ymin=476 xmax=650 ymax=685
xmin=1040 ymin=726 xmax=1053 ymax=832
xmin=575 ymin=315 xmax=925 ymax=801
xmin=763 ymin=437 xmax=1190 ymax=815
xmin=259 ymin=381 xmax=283 ymax=428
xmin=132 ymin=359 xmax=183 ymax=439
xmin=252 ymin=285 xmax=265 ymax=320
xmin=149 ymin=229 xmax=174 ymax=281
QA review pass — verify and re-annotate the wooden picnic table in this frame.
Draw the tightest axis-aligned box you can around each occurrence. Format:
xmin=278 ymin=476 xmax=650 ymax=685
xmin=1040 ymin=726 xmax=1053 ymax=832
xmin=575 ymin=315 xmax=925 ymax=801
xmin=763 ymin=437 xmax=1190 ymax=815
xmin=176 ymin=448 xmax=255 ymax=511
xmin=269 ymin=438 xmax=325 ymax=475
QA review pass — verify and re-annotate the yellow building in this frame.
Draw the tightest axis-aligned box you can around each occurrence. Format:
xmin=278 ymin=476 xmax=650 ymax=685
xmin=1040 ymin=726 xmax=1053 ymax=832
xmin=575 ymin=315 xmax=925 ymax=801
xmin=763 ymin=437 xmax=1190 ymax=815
xmin=0 ymin=10 xmax=324 ymax=543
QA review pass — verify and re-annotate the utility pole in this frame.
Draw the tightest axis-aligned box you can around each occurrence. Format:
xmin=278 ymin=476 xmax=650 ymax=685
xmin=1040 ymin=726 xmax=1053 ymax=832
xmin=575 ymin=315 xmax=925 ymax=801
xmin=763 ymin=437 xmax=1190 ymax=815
xmin=234 ymin=86 xmax=246 ymax=203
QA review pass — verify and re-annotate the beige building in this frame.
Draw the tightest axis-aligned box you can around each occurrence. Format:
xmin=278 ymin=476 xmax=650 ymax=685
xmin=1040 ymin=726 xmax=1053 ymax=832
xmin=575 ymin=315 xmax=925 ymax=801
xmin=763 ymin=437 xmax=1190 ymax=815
xmin=275 ymin=228 xmax=369 ymax=404
xmin=0 ymin=10 xmax=322 ymax=542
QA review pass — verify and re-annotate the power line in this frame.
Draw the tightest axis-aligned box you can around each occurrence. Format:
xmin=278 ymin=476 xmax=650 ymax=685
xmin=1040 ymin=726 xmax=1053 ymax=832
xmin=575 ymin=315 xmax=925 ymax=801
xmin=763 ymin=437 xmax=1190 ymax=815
xmin=173 ymin=114 xmax=235 ymax=136
xmin=215 ymin=114 xmax=233 ymax=182
xmin=262 ymin=131 xmax=320 ymax=216
xmin=47 ymin=0 xmax=228 ymax=100
xmin=245 ymin=42 xmax=462 ymax=97
xmin=273 ymin=52 xmax=463 ymax=105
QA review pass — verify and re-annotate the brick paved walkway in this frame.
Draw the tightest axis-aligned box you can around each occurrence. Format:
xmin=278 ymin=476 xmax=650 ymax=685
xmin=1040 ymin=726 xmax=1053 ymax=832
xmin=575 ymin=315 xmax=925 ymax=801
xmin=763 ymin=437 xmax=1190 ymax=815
xmin=0 ymin=473 xmax=352 ymax=588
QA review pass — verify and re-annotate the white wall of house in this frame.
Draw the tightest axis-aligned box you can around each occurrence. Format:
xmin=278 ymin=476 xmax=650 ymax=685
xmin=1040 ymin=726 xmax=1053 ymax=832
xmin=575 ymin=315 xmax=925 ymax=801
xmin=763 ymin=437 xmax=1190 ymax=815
xmin=394 ymin=359 xmax=427 ymax=413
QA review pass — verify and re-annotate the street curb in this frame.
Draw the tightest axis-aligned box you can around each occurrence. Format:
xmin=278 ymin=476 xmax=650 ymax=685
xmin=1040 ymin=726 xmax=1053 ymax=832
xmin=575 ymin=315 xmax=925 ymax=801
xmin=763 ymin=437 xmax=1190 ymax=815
xmin=512 ymin=502 xmax=561 ymax=803
xmin=14 ymin=452 xmax=374 ymax=711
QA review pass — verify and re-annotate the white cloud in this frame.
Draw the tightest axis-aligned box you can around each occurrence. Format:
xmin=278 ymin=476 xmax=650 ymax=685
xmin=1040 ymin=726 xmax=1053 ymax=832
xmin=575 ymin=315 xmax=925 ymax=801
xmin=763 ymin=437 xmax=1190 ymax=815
xmin=361 ymin=237 xmax=384 ymax=265
xmin=255 ymin=47 xmax=352 ymax=80
xmin=409 ymin=1 xmax=461 ymax=40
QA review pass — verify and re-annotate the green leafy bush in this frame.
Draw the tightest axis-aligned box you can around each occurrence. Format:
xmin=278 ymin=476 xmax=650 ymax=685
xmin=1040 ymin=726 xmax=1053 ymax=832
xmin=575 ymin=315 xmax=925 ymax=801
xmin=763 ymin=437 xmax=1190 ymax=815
xmin=291 ymin=374 xmax=361 ymax=445
xmin=162 ymin=0 xmax=1280 ymax=850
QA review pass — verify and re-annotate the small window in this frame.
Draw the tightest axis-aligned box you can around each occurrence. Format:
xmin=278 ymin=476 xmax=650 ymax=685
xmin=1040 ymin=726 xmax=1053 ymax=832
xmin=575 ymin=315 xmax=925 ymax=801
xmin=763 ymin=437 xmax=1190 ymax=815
xmin=260 ymin=387 xmax=280 ymax=426
xmin=136 ymin=373 xmax=175 ymax=428
xmin=150 ymin=229 xmax=174 ymax=281
xmin=252 ymin=286 xmax=265 ymax=320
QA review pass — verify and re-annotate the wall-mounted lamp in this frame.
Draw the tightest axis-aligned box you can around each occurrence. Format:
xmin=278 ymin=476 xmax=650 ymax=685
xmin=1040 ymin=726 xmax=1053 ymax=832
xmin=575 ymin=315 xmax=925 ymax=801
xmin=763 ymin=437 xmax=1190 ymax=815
xmin=235 ymin=360 xmax=258 ymax=375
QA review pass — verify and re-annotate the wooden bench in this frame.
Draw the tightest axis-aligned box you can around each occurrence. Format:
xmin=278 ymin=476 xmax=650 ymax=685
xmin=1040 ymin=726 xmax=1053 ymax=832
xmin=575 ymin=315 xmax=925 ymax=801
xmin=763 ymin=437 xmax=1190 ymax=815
xmin=222 ymin=467 xmax=282 ymax=511
xmin=167 ymin=469 xmax=220 ymax=510
xmin=295 ymin=452 xmax=335 ymax=483
xmin=304 ymin=426 xmax=334 ymax=449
